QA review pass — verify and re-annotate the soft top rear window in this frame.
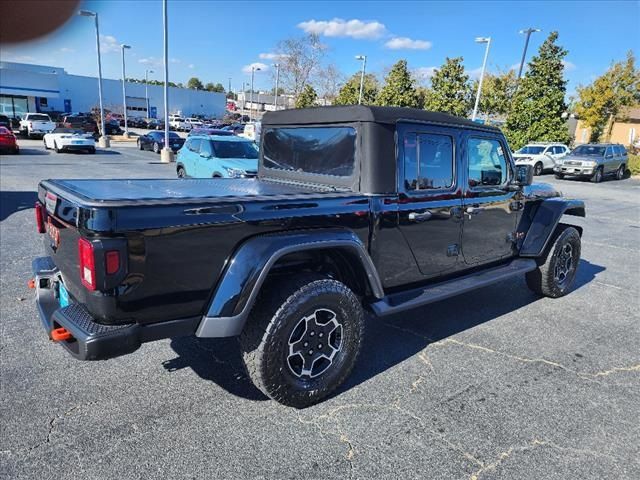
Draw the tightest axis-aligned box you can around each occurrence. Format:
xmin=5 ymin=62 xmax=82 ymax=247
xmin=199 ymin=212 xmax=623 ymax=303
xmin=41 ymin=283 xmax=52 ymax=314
xmin=262 ymin=126 xmax=356 ymax=177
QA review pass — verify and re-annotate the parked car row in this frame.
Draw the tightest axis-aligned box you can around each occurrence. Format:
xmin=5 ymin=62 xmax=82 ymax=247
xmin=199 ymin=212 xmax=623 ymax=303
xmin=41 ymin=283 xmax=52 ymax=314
xmin=513 ymin=141 xmax=629 ymax=183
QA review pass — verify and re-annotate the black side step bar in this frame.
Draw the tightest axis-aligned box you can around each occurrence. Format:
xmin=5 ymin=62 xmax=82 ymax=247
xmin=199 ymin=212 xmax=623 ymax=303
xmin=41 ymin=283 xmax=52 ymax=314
xmin=370 ymin=258 xmax=537 ymax=317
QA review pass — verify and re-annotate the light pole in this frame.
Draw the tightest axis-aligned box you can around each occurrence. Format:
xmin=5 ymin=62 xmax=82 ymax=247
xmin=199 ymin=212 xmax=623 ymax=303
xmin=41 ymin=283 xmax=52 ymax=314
xmin=78 ymin=9 xmax=109 ymax=147
xmin=160 ymin=0 xmax=173 ymax=163
xmin=145 ymin=69 xmax=154 ymax=118
xmin=355 ymin=55 xmax=367 ymax=105
xmin=120 ymin=44 xmax=131 ymax=137
xmin=228 ymin=77 xmax=232 ymax=95
xmin=272 ymin=63 xmax=280 ymax=110
xmin=516 ymin=28 xmax=540 ymax=84
xmin=250 ymin=66 xmax=261 ymax=121
xmin=241 ymin=82 xmax=246 ymax=117
xmin=472 ymin=37 xmax=491 ymax=122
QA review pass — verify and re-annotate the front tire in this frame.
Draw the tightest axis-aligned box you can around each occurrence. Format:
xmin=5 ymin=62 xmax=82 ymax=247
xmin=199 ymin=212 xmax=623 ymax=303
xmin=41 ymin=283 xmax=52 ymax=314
xmin=616 ymin=164 xmax=625 ymax=180
xmin=534 ymin=162 xmax=543 ymax=176
xmin=526 ymin=226 xmax=581 ymax=298
xmin=591 ymin=167 xmax=603 ymax=183
xmin=153 ymin=142 xmax=160 ymax=154
xmin=240 ymin=275 xmax=365 ymax=408
xmin=54 ymin=142 xmax=61 ymax=153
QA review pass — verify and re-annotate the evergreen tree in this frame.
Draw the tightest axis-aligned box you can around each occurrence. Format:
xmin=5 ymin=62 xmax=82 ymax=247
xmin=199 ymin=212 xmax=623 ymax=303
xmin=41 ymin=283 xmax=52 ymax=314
xmin=377 ymin=60 xmax=420 ymax=108
xmin=423 ymin=57 xmax=471 ymax=117
xmin=334 ymin=72 xmax=379 ymax=105
xmin=504 ymin=31 xmax=571 ymax=149
xmin=475 ymin=70 xmax=517 ymax=119
xmin=575 ymin=51 xmax=640 ymax=142
xmin=295 ymin=84 xmax=318 ymax=108
xmin=187 ymin=77 xmax=204 ymax=90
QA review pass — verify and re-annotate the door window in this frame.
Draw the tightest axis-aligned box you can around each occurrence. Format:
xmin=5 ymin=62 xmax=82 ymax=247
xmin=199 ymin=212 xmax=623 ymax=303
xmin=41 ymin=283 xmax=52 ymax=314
xmin=188 ymin=138 xmax=201 ymax=153
xmin=403 ymin=133 xmax=454 ymax=191
xmin=199 ymin=140 xmax=213 ymax=157
xmin=467 ymin=138 xmax=508 ymax=187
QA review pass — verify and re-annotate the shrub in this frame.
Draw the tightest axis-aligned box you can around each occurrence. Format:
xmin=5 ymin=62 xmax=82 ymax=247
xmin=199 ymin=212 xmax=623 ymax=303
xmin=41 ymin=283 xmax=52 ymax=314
xmin=628 ymin=154 xmax=640 ymax=176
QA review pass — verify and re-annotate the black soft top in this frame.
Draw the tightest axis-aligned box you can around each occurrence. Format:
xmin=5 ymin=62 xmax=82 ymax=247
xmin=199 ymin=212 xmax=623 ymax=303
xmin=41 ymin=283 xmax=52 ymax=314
xmin=262 ymin=105 xmax=499 ymax=132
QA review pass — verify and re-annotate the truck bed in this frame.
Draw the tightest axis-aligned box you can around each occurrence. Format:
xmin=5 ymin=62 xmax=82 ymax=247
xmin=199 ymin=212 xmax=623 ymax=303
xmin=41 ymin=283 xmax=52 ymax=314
xmin=43 ymin=178 xmax=344 ymax=207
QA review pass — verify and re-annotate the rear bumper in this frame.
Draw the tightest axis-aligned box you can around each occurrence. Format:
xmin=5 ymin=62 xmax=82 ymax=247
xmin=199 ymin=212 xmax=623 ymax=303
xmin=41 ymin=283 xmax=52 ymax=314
xmin=33 ymin=256 xmax=199 ymax=360
xmin=61 ymin=144 xmax=94 ymax=151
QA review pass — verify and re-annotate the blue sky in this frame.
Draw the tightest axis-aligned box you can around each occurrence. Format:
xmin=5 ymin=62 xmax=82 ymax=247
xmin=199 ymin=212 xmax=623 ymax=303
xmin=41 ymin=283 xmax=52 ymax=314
xmin=2 ymin=0 xmax=638 ymax=97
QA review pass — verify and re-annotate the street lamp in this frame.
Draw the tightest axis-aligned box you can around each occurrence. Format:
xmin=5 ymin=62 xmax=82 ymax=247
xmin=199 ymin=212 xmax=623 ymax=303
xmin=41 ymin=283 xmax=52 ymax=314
xmin=78 ymin=9 xmax=109 ymax=147
xmin=355 ymin=55 xmax=367 ymax=105
xmin=516 ymin=28 xmax=541 ymax=83
xmin=250 ymin=66 xmax=261 ymax=121
xmin=272 ymin=63 xmax=280 ymax=110
xmin=161 ymin=0 xmax=173 ymax=163
xmin=120 ymin=44 xmax=131 ymax=137
xmin=145 ymin=69 xmax=154 ymax=119
xmin=472 ymin=37 xmax=491 ymax=122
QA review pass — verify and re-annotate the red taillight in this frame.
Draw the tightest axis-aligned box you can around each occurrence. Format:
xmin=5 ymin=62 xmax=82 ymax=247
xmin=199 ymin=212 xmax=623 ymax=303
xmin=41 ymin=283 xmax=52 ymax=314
xmin=105 ymin=250 xmax=120 ymax=275
xmin=35 ymin=202 xmax=45 ymax=233
xmin=78 ymin=238 xmax=96 ymax=290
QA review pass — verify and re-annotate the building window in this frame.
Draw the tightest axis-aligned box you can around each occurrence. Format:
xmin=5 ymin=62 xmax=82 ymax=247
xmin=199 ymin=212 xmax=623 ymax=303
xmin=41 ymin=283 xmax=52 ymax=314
xmin=39 ymin=97 xmax=48 ymax=107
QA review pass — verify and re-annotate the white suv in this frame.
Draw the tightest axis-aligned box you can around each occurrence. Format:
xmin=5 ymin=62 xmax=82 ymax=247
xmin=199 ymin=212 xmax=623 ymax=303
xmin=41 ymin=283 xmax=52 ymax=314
xmin=512 ymin=143 xmax=570 ymax=176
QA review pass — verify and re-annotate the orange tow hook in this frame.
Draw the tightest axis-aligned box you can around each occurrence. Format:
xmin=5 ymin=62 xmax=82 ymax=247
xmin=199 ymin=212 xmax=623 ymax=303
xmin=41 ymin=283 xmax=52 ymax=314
xmin=51 ymin=327 xmax=72 ymax=342
xmin=28 ymin=278 xmax=36 ymax=289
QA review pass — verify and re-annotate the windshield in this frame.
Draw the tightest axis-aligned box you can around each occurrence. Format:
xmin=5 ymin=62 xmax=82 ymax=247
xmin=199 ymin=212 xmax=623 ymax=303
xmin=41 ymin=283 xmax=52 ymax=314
xmin=212 ymin=140 xmax=258 ymax=159
xmin=263 ymin=127 xmax=356 ymax=177
xmin=571 ymin=145 xmax=606 ymax=156
xmin=516 ymin=146 xmax=545 ymax=155
xmin=28 ymin=114 xmax=50 ymax=121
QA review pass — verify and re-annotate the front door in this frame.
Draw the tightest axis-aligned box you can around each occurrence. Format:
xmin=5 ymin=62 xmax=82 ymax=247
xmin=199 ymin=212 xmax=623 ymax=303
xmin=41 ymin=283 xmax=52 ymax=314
xmin=461 ymin=134 xmax=518 ymax=266
xmin=396 ymin=123 xmax=463 ymax=278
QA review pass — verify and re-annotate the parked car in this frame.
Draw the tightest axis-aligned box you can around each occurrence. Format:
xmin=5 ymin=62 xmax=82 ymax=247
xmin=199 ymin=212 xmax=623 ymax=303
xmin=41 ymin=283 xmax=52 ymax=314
xmin=19 ymin=113 xmax=56 ymax=138
xmin=188 ymin=128 xmax=234 ymax=137
xmin=61 ymin=115 xmax=98 ymax=136
xmin=176 ymin=135 xmax=258 ymax=178
xmin=221 ymin=123 xmax=245 ymax=135
xmin=137 ymin=130 xmax=185 ymax=153
xmin=31 ymin=105 xmax=586 ymax=408
xmin=43 ymin=127 xmax=96 ymax=153
xmin=0 ymin=126 xmax=19 ymax=154
xmin=512 ymin=142 xmax=570 ymax=176
xmin=185 ymin=117 xmax=203 ymax=129
xmin=128 ymin=117 xmax=147 ymax=128
xmin=554 ymin=143 xmax=628 ymax=182
xmin=168 ymin=115 xmax=189 ymax=131
xmin=104 ymin=119 xmax=123 ymax=135
xmin=0 ymin=114 xmax=12 ymax=130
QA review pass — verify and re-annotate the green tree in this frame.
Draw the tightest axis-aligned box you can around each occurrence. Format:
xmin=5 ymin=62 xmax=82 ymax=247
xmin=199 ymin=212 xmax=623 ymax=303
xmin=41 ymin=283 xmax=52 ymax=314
xmin=575 ymin=51 xmax=640 ymax=142
xmin=295 ymin=84 xmax=318 ymax=108
xmin=187 ymin=77 xmax=204 ymax=90
xmin=377 ymin=60 xmax=420 ymax=108
xmin=475 ymin=70 xmax=517 ymax=119
xmin=503 ymin=31 xmax=571 ymax=149
xmin=334 ymin=72 xmax=379 ymax=105
xmin=423 ymin=57 xmax=471 ymax=117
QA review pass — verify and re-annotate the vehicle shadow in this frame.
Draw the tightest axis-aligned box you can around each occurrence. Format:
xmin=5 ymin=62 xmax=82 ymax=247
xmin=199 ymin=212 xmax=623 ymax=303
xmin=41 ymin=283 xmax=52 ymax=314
xmin=166 ymin=258 xmax=605 ymax=405
xmin=0 ymin=190 xmax=38 ymax=221
xmin=13 ymin=148 xmax=50 ymax=156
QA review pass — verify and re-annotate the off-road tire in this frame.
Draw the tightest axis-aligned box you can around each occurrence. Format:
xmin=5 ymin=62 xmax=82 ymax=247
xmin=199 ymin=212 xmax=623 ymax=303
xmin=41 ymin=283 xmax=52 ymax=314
xmin=591 ymin=166 xmax=603 ymax=183
xmin=534 ymin=162 xmax=543 ymax=176
xmin=240 ymin=274 xmax=365 ymax=408
xmin=526 ymin=226 xmax=581 ymax=298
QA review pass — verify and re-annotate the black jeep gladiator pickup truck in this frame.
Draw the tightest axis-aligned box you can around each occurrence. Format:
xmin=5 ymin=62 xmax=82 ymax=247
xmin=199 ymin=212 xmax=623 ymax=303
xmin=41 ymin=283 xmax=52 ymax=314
xmin=32 ymin=106 xmax=585 ymax=407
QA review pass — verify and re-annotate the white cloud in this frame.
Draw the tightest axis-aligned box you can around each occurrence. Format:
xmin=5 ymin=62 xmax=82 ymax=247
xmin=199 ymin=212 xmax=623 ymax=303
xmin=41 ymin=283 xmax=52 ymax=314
xmin=0 ymin=51 xmax=36 ymax=62
xmin=259 ymin=52 xmax=290 ymax=61
xmin=170 ymin=58 xmax=181 ymax=64
xmin=385 ymin=37 xmax=432 ymax=50
xmin=58 ymin=47 xmax=75 ymax=54
xmin=242 ymin=62 xmax=269 ymax=74
xmin=414 ymin=66 xmax=437 ymax=81
xmin=562 ymin=60 xmax=576 ymax=72
xmin=99 ymin=34 xmax=121 ymax=53
xmin=298 ymin=18 xmax=386 ymax=39
xmin=468 ymin=67 xmax=484 ymax=80
xmin=138 ymin=57 xmax=162 ymax=67
xmin=188 ymin=64 xmax=195 ymax=69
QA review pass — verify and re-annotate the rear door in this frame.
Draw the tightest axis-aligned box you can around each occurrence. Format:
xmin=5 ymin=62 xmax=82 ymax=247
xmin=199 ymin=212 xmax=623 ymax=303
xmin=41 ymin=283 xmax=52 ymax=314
xmin=461 ymin=133 xmax=518 ymax=266
xmin=396 ymin=123 xmax=464 ymax=278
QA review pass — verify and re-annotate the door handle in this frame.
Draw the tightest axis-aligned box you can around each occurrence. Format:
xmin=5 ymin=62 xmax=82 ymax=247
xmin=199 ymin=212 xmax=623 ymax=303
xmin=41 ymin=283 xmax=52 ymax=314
xmin=408 ymin=211 xmax=432 ymax=222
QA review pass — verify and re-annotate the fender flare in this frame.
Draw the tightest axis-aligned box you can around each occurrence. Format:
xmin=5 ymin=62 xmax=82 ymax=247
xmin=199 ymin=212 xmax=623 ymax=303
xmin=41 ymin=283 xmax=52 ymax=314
xmin=196 ymin=229 xmax=383 ymax=338
xmin=519 ymin=198 xmax=585 ymax=257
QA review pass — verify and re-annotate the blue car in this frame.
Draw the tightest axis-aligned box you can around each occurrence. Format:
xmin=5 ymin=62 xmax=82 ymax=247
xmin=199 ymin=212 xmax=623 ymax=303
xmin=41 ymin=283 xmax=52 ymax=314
xmin=176 ymin=135 xmax=259 ymax=178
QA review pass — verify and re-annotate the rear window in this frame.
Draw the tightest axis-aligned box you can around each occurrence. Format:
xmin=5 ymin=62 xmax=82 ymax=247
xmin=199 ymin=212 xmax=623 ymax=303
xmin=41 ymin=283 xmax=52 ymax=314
xmin=28 ymin=114 xmax=51 ymax=121
xmin=212 ymin=140 xmax=258 ymax=159
xmin=262 ymin=126 xmax=356 ymax=177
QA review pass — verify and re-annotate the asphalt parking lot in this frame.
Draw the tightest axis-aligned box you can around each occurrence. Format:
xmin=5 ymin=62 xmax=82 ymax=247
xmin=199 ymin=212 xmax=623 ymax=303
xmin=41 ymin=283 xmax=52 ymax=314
xmin=1 ymin=140 xmax=639 ymax=479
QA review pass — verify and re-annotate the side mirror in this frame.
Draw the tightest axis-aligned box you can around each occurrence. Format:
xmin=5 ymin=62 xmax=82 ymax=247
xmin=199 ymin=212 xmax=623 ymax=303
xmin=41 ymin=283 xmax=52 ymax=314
xmin=513 ymin=164 xmax=533 ymax=187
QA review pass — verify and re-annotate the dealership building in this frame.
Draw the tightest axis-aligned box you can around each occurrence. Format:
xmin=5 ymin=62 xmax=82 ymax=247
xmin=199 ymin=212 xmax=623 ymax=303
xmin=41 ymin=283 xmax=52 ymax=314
xmin=0 ymin=61 xmax=226 ymax=119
